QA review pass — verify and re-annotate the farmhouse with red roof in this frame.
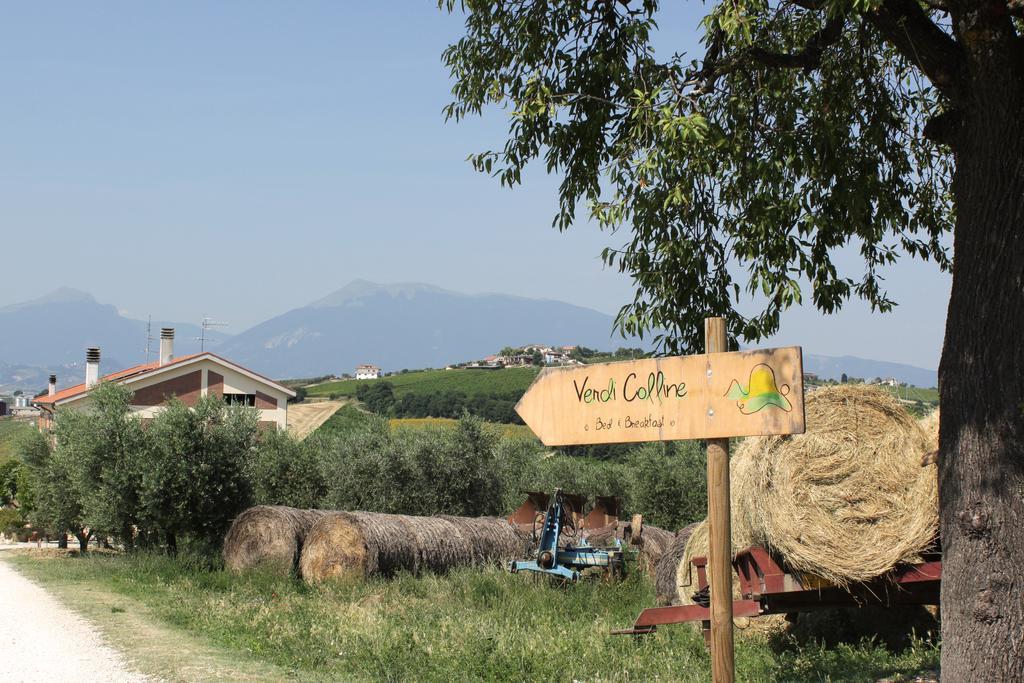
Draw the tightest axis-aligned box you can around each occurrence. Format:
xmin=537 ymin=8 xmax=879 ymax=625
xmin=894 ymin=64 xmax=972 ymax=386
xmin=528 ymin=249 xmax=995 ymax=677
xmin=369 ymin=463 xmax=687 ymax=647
xmin=34 ymin=328 xmax=295 ymax=431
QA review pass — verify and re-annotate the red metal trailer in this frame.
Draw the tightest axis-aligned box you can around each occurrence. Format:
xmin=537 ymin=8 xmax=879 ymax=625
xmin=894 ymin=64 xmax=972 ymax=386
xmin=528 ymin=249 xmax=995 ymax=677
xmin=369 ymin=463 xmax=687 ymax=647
xmin=613 ymin=546 xmax=941 ymax=641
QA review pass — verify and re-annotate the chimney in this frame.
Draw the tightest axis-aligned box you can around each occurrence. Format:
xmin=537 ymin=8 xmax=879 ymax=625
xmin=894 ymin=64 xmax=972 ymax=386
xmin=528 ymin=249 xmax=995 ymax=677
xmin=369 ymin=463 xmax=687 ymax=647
xmin=48 ymin=374 xmax=57 ymax=397
xmin=85 ymin=348 xmax=100 ymax=388
xmin=159 ymin=328 xmax=174 ymax=366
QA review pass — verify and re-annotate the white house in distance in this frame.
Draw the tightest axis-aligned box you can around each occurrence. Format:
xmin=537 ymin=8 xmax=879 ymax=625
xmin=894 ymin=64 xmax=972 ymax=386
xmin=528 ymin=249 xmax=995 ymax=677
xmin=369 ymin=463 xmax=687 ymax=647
xmin=34 ymin=328 xmax=295 ymax=431
xmin=355 ymin=364 xmax=382 ymax=380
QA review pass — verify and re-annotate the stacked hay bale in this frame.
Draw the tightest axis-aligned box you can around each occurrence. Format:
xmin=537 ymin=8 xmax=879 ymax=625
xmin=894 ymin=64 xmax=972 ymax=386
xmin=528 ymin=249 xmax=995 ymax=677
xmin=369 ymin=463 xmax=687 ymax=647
xmin=675 ymin=386 xmax=939 ymax=620
xmin=223 ymin=505 xmax=329 ymax=575
xmin=633 ymin=524 xmax=677 ymax=575
xmin=299 ymin=511 xmax=530 ymax=583
xmin=654 ymin=523 xmax=699 ymax=605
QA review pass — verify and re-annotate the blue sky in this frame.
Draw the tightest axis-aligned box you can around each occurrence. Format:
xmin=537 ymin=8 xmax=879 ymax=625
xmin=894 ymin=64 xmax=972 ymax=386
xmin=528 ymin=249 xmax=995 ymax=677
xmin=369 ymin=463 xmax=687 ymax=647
xmin=0 ymin=2 xmax=951 ymax=368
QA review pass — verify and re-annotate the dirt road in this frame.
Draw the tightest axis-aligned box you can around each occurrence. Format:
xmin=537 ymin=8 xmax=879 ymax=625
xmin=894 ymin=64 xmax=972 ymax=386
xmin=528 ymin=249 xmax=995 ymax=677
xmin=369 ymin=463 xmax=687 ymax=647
xmin=286 ymin=400 xmax=346 ymax=439
xmin=0 ymin=556 xmax=148 ymax=682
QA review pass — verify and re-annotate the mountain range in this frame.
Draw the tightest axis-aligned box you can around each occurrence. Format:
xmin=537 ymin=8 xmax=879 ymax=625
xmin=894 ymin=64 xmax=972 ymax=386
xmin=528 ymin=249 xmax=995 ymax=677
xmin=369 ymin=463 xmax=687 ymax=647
xmin=0 ymin=282 xmax=938 ymax=392
xmin=0 ymin=288 xmax=228 ymax=392
xmin=215 ymin=281 xmax=627 ymax=379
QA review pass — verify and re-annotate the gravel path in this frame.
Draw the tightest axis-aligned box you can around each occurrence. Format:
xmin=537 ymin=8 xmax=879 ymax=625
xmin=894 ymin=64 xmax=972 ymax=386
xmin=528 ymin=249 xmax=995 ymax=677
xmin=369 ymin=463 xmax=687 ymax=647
xmin=0 ymin=558 xmax=149 ymax=683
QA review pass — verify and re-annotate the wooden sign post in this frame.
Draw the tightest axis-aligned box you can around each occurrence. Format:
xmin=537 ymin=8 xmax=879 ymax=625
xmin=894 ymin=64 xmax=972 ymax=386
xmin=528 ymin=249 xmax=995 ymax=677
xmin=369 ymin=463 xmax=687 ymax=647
xmin=705 ymin=317 xmax=734 ymax=683
xmin=515 ymin=318 xmax=805 ymax=683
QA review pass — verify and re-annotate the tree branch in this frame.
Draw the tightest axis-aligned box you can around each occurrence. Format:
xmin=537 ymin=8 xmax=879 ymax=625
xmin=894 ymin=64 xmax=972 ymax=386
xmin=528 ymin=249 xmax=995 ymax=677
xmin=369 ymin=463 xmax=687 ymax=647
xmin=866 ymin=0 xmax=966 ymax=99
xmin=747 ymin=15 xmax=845 ymax=69
xmin=685 ymin=14 xmax=844 ymax=99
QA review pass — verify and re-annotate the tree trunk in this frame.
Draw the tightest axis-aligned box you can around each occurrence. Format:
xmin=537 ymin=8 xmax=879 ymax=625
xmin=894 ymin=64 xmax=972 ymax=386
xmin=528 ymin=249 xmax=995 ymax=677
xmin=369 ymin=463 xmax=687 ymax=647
xmin=57 ymin=533 xmax=67 ymax=550
xmin=940 ymin=84 xmax=1024 ymax=679
xmin=166 ymin=531 xmax=177 ymax=556
xmin=75 ymin=530 xmax=90 ymax=553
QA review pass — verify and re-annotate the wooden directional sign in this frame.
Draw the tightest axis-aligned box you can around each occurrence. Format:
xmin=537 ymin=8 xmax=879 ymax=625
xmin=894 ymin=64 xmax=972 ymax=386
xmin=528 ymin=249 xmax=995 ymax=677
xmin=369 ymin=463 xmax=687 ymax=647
xmin=515 ymin=346 xmax=805 ymax=446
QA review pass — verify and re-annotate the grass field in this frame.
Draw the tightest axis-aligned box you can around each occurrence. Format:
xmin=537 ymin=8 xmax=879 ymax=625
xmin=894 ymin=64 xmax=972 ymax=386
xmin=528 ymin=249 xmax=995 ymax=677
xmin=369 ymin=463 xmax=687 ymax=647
xmin=313 ymin=405 xmax=539 ymax=442
xmin=389 ymin=417 xmax=535 ymax=439
xmin=0 ymin=417 xmax=33 ymax=460
xmin=306 ymin=367 xmax=539 ymax=399
xmin=6 ymin=551 xmax=939 ymax=682
xmin=314 ymin=404 xmax=374 ymax=437
xmin=880 ymin=385 xmax=940 ymax=404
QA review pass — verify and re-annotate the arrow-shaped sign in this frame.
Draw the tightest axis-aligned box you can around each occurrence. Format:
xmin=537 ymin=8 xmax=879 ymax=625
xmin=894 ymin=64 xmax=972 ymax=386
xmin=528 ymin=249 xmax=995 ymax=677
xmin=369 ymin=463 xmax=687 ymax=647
xmin=515 ymin=346 xmax=805 ymax=446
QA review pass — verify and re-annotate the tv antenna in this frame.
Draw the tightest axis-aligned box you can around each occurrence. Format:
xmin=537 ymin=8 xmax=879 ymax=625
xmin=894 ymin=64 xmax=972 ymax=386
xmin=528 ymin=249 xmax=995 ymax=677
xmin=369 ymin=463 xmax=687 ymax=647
xmin=144 ymin=315 xmax=155 ymax=363
xmin=195 ymin=316 xmax=228 ymax=352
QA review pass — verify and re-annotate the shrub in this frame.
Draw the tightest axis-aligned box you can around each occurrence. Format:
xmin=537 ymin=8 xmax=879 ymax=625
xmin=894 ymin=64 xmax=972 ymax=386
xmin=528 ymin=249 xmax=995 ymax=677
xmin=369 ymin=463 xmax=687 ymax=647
xmin=626 ymin=442 xmax=707 ymax=530
xmin=248 ymin=430 xmax=330 ymax=509
xmin=324 ymin=414 xmax=421 ymax=513
xmin=414 ymin=414 xmax=504 ymax=516
xmin=0 ymin=457 xmax=23 ymax=507
xmin=324 ymin=413 xmax=508 ymax=517
xmin=312 ymin=416 xmax=709 ymax=529
xmin=356 ymin=381 xmax=396 ymax=415
xmin=0 ymin=508 xmax=26 ymax=535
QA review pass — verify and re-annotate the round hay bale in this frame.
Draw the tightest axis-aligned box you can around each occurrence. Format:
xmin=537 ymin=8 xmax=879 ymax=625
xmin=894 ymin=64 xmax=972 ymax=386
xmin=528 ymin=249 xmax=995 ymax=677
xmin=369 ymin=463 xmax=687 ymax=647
xmin=654 ymin=523 xmax=699 ymax=605
xmin=300 ymin=512 xmax=529 ymax=584
xmin=675 ymin=443 xmax=760 ymax=604
xmin=919 ymin=409 xmax=940 ymax=453
xmin=741 ymin=385 xmax=937 ymax=585
xmin=671 ymin=387 xmax=937 ymax=634
xmin=299 ymin=512 xmax=419 ymax=582
xmin=438 ymin=515 xmax=532 ymax=565
xmin=675 ymin=518 xmax=756 ymax=605
xmin=222 ymin=505 xmax=329 ymax=575
xmin=674 ymin=517 xmax=786 ymax=634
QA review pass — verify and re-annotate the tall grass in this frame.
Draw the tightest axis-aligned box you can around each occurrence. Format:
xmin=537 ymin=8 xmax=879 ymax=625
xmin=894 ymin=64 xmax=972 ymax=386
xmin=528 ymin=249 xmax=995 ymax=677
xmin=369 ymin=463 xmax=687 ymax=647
xmin=0 ymin=417 xmax=34 ymax=460
xmin=9 ymin=552 xmax=940 ymax=682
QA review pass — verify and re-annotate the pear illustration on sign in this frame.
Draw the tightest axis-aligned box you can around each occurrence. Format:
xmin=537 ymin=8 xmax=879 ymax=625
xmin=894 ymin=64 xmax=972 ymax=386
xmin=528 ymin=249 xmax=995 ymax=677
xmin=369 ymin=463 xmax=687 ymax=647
xmin=726 ymin=363 xmax=793 ymax=415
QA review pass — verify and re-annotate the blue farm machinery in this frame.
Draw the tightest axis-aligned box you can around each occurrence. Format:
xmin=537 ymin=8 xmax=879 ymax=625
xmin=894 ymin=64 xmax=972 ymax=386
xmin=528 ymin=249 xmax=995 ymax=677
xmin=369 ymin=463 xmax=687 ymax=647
xmin=507 ymin=489 xmax=644 ymax=581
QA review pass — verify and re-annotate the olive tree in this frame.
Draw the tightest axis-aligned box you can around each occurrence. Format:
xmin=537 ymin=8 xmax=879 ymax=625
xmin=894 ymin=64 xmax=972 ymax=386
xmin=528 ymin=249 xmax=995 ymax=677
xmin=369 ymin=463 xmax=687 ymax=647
xmin=139 ymin=397 xmax=258 ymax=553
xmin=440 ymin=1 xmax=1023 ymax=677
xmin=54 ymin=382 xmax=145 ymax=548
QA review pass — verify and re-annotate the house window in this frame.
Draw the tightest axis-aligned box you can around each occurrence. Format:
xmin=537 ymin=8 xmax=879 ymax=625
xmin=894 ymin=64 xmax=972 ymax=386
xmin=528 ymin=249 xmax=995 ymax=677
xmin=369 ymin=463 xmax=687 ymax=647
xmin=223 ymin=393 xmax=256 ymax=407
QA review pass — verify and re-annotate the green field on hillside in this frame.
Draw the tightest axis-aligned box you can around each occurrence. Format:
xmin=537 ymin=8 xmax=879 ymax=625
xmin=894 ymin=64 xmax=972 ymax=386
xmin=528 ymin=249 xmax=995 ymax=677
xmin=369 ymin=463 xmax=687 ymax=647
xmin=804 ymin=380 xmax=939 ymax=407
xmin=389 ymin=416 xmax=536 ymax=439
xmin=0 ymin=417 xmax=33 ymax=461
xmin=880 ymin=385 xmax=940 ymax=403
xmin=306 ymin=367 xmax=540 ymax=399
xmin=314 ymin=405 xmax=538 ymax=440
